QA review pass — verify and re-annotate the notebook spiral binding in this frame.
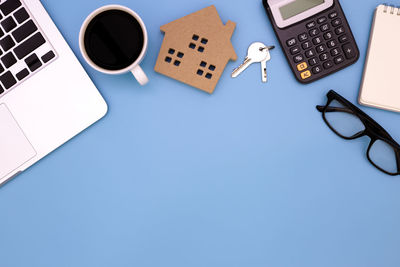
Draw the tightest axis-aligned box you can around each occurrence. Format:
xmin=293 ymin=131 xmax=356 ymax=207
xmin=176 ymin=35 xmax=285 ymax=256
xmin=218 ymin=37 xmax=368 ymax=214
xmin=383 ymin=4 xmax=400 ymax=15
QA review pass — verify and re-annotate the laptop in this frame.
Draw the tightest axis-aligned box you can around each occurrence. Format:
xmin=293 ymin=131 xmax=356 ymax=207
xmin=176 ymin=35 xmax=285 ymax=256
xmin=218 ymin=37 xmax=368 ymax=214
xmin=0 ymin=0 xmax=108 ymax=186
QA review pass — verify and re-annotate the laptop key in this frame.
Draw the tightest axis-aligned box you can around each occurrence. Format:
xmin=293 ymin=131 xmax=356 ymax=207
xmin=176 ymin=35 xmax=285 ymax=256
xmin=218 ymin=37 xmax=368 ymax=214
xmin=1 ymin=16 xmax=17 ymax=32
xmin=0 ymin=71 xmax=17 ymax=89
xmin=14 ymin=32 xmax=45 ymax=59
xmin=41 ymin=50 xmax=55 ymax=63
xmin=25 ymin=53 xmax=42 ymax=72
xmin=0 ymin=35 xmax=15 ymax=51
xmin=1 ymin=52 xmax=17 ymax=68
xmin=16 ymin=68 xmax=29 ymax=80
xmin=0 ymin=0 xmax=21 ymax=16
xmin=12 ymin=20 xmax=37 ymax=42
xmin=0 ymin=1 xmax=57 ymax=99
xmin=14 ymin=7 xmax=29 ymax=24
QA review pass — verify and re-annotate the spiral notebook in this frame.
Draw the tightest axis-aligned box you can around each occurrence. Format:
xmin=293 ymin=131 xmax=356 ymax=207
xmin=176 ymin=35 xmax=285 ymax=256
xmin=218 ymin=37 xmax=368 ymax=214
xmin=359 ymin=4 xmax=400 ymax=112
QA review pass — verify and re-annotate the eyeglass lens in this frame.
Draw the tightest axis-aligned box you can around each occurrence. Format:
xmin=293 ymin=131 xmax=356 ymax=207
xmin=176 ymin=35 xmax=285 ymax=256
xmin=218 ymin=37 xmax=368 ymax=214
xmin=368 ymin=140 xmax=398 ymax=174
xmin=324 ymin=100 xmax=365 ymax=138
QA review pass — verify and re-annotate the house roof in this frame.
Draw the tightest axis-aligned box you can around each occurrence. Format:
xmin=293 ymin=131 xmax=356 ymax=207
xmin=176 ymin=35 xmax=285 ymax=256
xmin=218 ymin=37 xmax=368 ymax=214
xmin=160 ymin=5 xmax=237 ymax=61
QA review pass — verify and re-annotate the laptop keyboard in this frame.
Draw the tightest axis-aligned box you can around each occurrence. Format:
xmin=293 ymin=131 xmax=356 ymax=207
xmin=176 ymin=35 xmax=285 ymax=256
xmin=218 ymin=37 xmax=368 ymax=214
xmin=0 ymin=0 xmax=56 ymax=97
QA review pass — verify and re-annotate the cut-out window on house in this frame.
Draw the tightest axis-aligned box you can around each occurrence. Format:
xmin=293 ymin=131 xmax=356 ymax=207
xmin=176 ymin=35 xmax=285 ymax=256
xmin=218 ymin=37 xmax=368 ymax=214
xmin=205 ymin=73 xmax=212 ymax=79
xmin=165 ymin=56 xmax=172 ymax=63
xmin=208 ymin=65 xmax=215 ymax=71
xmin=177 ymin=52 xmax=184 ymax=58
xmin=192 ymin=34 xmax=199 ymax=41
xmin=174 ymin=60 xmax=181 ymax=66
xmin=198 ymin=46 xmax=205 ymax=53
xmin=201 ymin=38 xmax=208 ymax=44
xmin=168 ymin=48 xmax=175 ymax=54
xmin=200 ymin=61 xmax=207 ymax=67
xmin=189 ymin=43 xmax=196 ymax=49
xmin=197 ymin=69 xmax=204 ymax=76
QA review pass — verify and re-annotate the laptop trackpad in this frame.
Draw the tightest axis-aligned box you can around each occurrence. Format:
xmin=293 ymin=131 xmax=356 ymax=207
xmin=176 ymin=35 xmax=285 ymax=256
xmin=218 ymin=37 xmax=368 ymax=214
xmin=0 ymin=104 xmax=36 ymax=179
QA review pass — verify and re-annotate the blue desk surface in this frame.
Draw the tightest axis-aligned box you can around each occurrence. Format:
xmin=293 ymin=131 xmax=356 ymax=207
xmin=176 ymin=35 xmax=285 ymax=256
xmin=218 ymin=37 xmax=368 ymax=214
xmin=1 ymin=0 xmax=400 ymax=266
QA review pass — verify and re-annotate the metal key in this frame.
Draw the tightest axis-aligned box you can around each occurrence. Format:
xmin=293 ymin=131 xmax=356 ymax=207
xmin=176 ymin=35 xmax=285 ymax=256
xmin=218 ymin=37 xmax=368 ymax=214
xmin=261 ymin=46 xmax=274 ymax=83
xmin=232 ymin=42 xmax=274 ymax=82
xmin=232 ymin=42 xmax=268 ymax=78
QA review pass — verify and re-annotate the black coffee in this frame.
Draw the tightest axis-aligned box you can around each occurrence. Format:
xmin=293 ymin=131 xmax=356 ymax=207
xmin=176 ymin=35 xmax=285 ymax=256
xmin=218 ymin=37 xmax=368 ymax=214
xmin=84 ymin=9 xmax=144 ymax=70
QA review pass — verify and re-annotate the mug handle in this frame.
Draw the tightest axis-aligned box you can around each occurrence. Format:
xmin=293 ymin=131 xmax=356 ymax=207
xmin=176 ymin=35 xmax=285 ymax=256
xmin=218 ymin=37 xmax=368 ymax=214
xmin=131 ymin=65 xmax=149 ymax=85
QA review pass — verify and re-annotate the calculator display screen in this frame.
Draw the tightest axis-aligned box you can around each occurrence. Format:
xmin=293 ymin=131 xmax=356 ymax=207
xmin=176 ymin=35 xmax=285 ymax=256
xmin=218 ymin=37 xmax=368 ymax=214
xmin=280 ymin=0 xmax=325 ymax=20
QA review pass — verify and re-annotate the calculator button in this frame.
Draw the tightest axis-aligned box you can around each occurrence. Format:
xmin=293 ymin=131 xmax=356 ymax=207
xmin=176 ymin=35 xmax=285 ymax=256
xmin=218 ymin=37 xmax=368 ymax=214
xmin=290 ymin=46 xmax=301 ymax=55
xmin=316 ymin=44 xmax=327 ymax=53
xmin=306 ymin=21 xmax=316 ymax=29
xmin=309 ymin=28 xmax=319 ymax=37
xmin=320 ymin=24 xmax=330 ymax=32
xmin=298 ymin=33 xmax=308 ymax=42
xmin=297 ymin=62 xmax=308 ymax=71
xmin=302 ymin=41 xmax=312 ymax=50
xmin=309 ymin=57 xmax=318 ymax=66
xmin=323 ymin=60 xmax=334 ymax=69
xmin=339 ymin=34 xmax=349 ymax=43
xmin=294 ymin=54 xmax=304 ymax=63
xmin=334 ymin=55 xmax=345 ymax=64
xmin=343 ymin=43 xmax=356 ymax=59
xmin=300 ymin=70 xmax=312 ymax=80
xmin=312 ymin=65 xmax=322 ymax=74
xmin=324 ymin=32 xmax=333 ymax=40
xmin=319 ymin=53 xmax=329 ymax=61
xmin=287 ymin=38 xmax=297 ymax=47
xmin=332 ymin=18 xmax=342 ymax=27
xmin=305 ymin=48 xmax=316 ymax=58
xmin=330 ymin=48 xmax=340 ymax=56
xmin=327 ymin=40 xmax=337 ymax=48
xmin=312 ymin=37 xmax=323 ymax=45
xmin=329 ymin=12 xmax=338 ymax=19
xmin=317 ymin=16 xmax=327 ymax=24
xmin=335 ymin=26 xmax=345 ymax=35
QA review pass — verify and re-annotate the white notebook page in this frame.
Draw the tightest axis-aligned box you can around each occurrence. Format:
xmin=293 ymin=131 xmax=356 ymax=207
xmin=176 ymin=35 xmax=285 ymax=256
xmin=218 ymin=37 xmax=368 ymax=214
xmin=359 ymin=5 xmax=400 ymax=112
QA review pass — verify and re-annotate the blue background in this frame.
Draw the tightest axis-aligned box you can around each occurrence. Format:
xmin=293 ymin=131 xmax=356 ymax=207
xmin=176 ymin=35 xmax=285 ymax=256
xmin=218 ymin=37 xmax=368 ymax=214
xmin=1 ymin=0 xmax=400 ymax=266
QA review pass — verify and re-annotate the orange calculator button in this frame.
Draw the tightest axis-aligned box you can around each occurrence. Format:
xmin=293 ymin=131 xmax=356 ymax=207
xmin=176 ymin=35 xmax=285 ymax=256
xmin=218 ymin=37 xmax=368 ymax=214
xmin=297 ymin=62 xmax=308 ymax=71
xmin=300 ymin=70 xmax=312 ymax=80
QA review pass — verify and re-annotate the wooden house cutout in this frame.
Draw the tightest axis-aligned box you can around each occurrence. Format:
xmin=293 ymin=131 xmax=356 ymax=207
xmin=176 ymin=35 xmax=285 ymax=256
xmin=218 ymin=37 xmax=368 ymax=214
xmin=154 ymin=5 xmax=237 ymax=94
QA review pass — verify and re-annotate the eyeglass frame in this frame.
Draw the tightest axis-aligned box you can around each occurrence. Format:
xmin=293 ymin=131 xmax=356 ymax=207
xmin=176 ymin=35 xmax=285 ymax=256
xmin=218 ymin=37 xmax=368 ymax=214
xmin=316 ymin=90 xmax=400 ymax=176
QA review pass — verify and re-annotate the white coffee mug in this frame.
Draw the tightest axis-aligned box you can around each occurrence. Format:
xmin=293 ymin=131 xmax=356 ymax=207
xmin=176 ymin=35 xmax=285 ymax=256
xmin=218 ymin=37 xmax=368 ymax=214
xmin=79 ymin=5 xmax=149 ymax=85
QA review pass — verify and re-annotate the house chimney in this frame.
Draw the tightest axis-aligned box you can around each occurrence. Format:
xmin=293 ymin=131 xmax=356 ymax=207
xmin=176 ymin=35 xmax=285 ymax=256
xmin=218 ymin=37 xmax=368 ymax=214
xmin=224 ymin=20 xmax=236 ymax=38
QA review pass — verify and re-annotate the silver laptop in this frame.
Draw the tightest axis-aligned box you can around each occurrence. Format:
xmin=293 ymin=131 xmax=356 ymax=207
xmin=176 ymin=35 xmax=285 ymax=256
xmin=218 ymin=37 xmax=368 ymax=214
xmin=0 ymin=0 xmax=108 ymax=186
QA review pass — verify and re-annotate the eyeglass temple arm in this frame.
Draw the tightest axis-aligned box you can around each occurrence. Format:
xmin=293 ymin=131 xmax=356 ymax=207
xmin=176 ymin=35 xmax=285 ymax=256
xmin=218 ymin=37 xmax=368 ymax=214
xmin=316 ymin=105 xmax=354 ymax=114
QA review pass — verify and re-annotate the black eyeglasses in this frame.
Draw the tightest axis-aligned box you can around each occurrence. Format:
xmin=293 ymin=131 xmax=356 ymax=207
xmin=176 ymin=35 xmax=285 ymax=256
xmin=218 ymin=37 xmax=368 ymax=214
xmin=316 ymin=90 xmax=400 ymax=176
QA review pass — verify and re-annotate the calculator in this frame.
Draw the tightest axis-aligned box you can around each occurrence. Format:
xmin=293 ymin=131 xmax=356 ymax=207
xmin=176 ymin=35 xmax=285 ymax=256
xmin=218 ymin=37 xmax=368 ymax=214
xmin=263 ymin=0 xmax=359 ymax=84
